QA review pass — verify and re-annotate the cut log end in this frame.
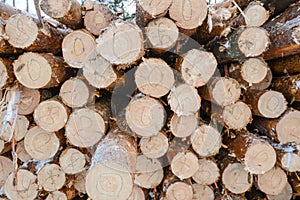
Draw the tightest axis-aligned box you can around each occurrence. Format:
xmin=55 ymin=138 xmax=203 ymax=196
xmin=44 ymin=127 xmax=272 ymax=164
xmin=65 ymin=108 xmax=106 ymax=147
xmin=267 ymin=183 xmax=293 ymax=200
xmin=180 ymin=49 xmax=217 ymax=88
xmin=0 ymin=61 xmax=9 ymax=89
xmin=134 ymin=155 xmax=163 ymax=189
xmin=86 ymin=163 xmax=133 ymax=200
xmin=244 ymin=141 xmax=276 ymax=174
xmin=18 ymin=86 xmax=40 ymax=115
xmin=5 ymin=14 xmax=38 ymax=48
xmin=171 ymin=151 xmax=199 ymax=180
xmin=46 ymin=191 xmax=67 ymax=200
xmin=241 ymin=58 xmax=268 ymax=85
xmin=128 ymin=186 xmax=145 ymax=200
xmin=0 ymin=156 xmax=13 ymax=188
xmin=244 ymin=3 xmax=269 ymax=26
xmin=192 ymin=184 xmax=215 ymax=200
xmin=74 ymin=170 xmax=87 ymax=194
xmin=238 ymin=27 xmax=269 ymax=57
xmin=222 ymin=163 xmax=253 ymax=194
xmin=138 ymin=0 xmax=172 ymax=17
xmin=16 ymin=140 xmax=32 ymax=162
xmin=191 ymin=125 xmax=222 ymax=157
xmin=59 ymin=77 xmax=90 ymax=108
xmin=257 ymin=91 xmax=287 ymax=118
xmin=59 ymin=148 xmax=86 ymax=174
xmin=0 ymin=114 xmax=29 ymax=142
xmin=41 ymin=0 xmax=71 ymax=18
xmin=125 ymin=96 xmax=165 ymax=137
xmin=96 ymin=20 xmax=144 ymax=66
xmin=276 ymin=110 xmax=300 ymax=144
xmin=257 ymin=167 xmax=288 ymax=195
xmin=145 ymin=17 xmax=179 ymax=52
xmin=24 ymin=126 xmax=60 ymax=161
xmin=135 ymin=58 xmax=175 ymax=98
xmin=166 ymin=182 xmax=193 ymax=200
xmin=140 ymin=131 xmax=169 ymax=159
xmin=211 ymin=77 xmax=241 ymax=107
xmin=223 ymin=101 xmax=252 ymax=130
xmin=34 ymin=99 xmax=68 ymax=132
xmin=281 ymin=153 xmax=300 ymax=172
xmin=192 ymin=158 xmax=220 ymax=185
xmin=168 ymin=83 xmax=201 ymax=116
xmin=170 ymin=113 xmax=198 ymax=138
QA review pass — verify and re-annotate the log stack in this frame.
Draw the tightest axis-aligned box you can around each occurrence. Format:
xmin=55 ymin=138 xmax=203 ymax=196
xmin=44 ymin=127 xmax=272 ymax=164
xmin=0 ymin=0 xmax=300 ymax=199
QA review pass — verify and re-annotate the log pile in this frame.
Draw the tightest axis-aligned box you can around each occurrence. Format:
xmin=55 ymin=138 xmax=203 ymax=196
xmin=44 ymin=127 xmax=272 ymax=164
xmin=0 ymin=0 xmax=300 ymax=199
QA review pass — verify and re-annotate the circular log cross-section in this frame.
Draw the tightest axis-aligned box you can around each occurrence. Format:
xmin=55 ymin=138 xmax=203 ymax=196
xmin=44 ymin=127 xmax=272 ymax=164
xmin=96 ymin=20 xmax=144 ymax=66
xmin=125 ymin=96 xmax=165 ymax=137
xmin=140 ymin=131 xmax=169 ymax=159
xmin=222 ymin=163 xmax=253 ymax=194
xmin=191 ymin=125 xmax=222 ymax=157
xmin=34 ymin=99 xmax=69 ymax=132
xmin=86 ymin=163 xmax=133 ymax=200
xmin=0 ymin=114 xmax=29 ymax=142
xmin=24 ymin=126 xmax=60 ymax=161
xmin=280 ymin=153 xmax=300 ymax=172
xmin=0 ymin=156 xmax=13 ymax=188
xmin=62 ymin=30 xmax=97 ymax=68
xmin=37 ymin=163 xmax=66 ymax=192
xmin=84 ymin=3 xmax=114 ymax=36
xmin=169 ymin=0 xmax=207 ymax=30
xmin=276 ymin=110 xmax=300 ymax=144
xmin=267 ymin=183 xmax=293 ymax=200
xmin=169 ymin=113 xmax=198 ymax=138
xmin=192 ymin=158 xmax=220 ymax=185
xmin=83 ymin=55 xmax=117 ymax=89
xmin=192 ymin=184 xmax=214 ymax=200
xmin=16 ymin=140 xmax=32 ymax=162
xmin=168 ymin=83 xmax=201 ymax=116
xmin=178 ymin=49 xmax=218 ymax=88
xmin=128 ymin=186 xmax=145 ymax=200
xmin=59 ymin=148 xmax=86 ymax=174
xmin=46 ymin=191 xmax=67 ymax=200
xmin=65 ymin=108 xmax=106 ymax=147
xmin=257 ymin=167 xmax=288 ymax=195
xmin=74 ymin=170 xmax=87 ymax=194
xmin=5 ymin=15 xmax=38 ymax=49
xmin=166 ymin=181 xmax=193 ymax=200
xmin=243 ymin=2 xmax=269 ymax=26
xmin=171 ymin=151 xmax=199 ymax=180
xmin=145 ymin=17 xmax=179 ymax=53
xmin=134 ymin=155 xmax=164 ymax=189
xmin=0 ymin=59 xmax=11 ymax=89
xmin=222 ymin=101 xmax=252 ymax=130
xmin=4 ymin=169 xmax=38 ymax=200
xmin=135 ymin=58 xmax=175 ymax=98
xmin=59 ymin=77 xmax=91 ymax=108
xmin=18 ymin=86 xmax=40 ymax=115
xmin=240 ymin=58 xmax=268 ymax=85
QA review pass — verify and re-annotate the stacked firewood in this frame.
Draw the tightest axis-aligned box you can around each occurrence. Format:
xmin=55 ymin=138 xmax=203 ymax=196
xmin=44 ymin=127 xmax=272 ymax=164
xmin=0 ymin=0 xmax=300 ymax=199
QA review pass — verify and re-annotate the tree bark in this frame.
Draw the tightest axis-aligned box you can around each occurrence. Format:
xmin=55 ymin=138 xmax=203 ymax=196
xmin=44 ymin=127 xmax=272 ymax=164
xmin=267 ymin=53 xmax=300 ymax=76
xmin=0 ymin=57 xmax=14 ymax=89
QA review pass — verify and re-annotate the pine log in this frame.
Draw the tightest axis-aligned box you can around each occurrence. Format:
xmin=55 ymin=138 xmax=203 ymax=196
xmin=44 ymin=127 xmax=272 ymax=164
xmin=262 ymin=2 xmax=300 ymax=60
xmin=222 ymin=162 xmax=253 ymax=194
xmin=169 ymin=0 xmax=208 ymax=36
xmin=24 ymin=126 xmax=59 ymax=161
xmin=166 ymin=137 xmax=190 ymax=165
xmin=165 ymin=181 xmax=193 ymax=200
xmin=257 ymin=167 xmax=288 ymax=195
xmin=244 ymin=90 xmax=287 ymax=118
xmin=169 ymin=113 xmax=198 ymax=138
xmin=83 ymin=1 xmax=114 ymax=36
xmin=96 ymin=20 xmax=144 ymax=66
xmin=229 ymin=57 xmax=272 ymax=89
xmin=267 ymin=183 xmax=293 ymax=200
xmin=0 ymin=18 xmax=21 ymax=55
xmin=125 ymin=96 xmax=165 ymax=137
xmin=16 ymin=140 xmax=32 ymax=162
xmin=82 ymin=55 xmax=118 ymax=89
xmin=192 ymin=184 xmax=215 ymax=200
xmin=59 ymin=148 xmax=86 ymax=174
xmin=37 ymin=163 xmax=66 ymax=192
xmin=0 ymin=58 xmax=14 ymax=89
xmin=46 ymin=191 xmax=67 ymax=200
xmin=4 ymin=169 xmax=38 ymax=200
xmin=73 ymin=170 xmax=87 ymax=194
xmin=271 ymin=74 xmax=300 ymax=103
xmin=279 ymin=152 xmax=300 ymax=172
xmin=267 ymin=53 xmax=300 ymax=76
xmin=0 ymin=156 xmax=12 ymax=188
xmin=59 ymin=77 xmax=93 ymax=108
xmin=145 ymin=17 xmax=179 ymax=53
xmin=211 ymin=27 xmax=269 ymax=63
xmin=139 ymin=131 xmax=169 ymax=159
xmin=5 ymin=14 xmax=67 ymax=53
xmin=226 ymin=131 xmax=276 ymax=174
xmin=18 ymin=86 xmax=40 ymax=115
xmin=135 ymin=58 xmax=175 ymax=98
xmin=0 ymin=114 xmax=29 ymax=141
xmin=0 ymin=2 xmax=24 ymax=20
xmin=134 ymin=155 xmax=164 ymax=189
xmin=190 ymin=124 xmax=222 ymax=157
xmin=41 ymin=0 xmax=82 ymax=29
xmin=175 ymin=49 xmax=217 ymax=88
xmin=192 ymin=158 xmax=220 ymax=185
xmin=198 ymin=77 xmax=241 ymax=107
xmin=168 ymin=83 xmax=201 ymax=116
xmin=62 ymin=30 xmax=97 ymax=68
xmin=33 ymin=99 xmax=69 ymax=132
xmin=135 ymin=0 xmax=172 ymax=27
xmin=128 ymin=186 xmax=145 ymax=200
xmin=13 ymin=52 xmax=71 ymax=89
xmin=252 ymin=110 xmax=300 ymax=144
xmin=65 ymin=108 xmax=106 ymax=148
